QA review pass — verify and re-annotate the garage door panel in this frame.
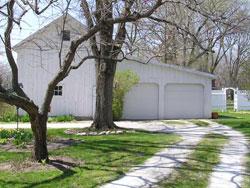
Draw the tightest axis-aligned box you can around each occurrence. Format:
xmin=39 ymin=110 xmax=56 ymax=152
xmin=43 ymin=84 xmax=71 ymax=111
xmin=165 ymin=84 xmax=204 ymax=119
xmin=166 ymin=84 xmax=203 ymax=92
xmin=122 ymin=83 xmax=159 ymax=120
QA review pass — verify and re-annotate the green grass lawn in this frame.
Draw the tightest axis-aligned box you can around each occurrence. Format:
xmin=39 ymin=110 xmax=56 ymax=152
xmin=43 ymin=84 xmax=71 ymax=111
xmin=162 ymin=120 xmax=209 ymax=127
xmin=0 ymin=129 xmax=179 ymax=188
xmin=186 ymin=120 xmax=209 ymax=127
xmin=158 ymin=133 xmax=228 ymax=188
xmin=214 ymin=110 xmax=250 ymax=188
xmin=0 ymin=151 xmax=30 ymax=163
xmin=161 ymin=120 xmax=187 ymax=125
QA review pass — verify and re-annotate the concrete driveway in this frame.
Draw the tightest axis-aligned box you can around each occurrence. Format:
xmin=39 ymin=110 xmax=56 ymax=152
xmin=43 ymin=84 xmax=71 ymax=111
xmin=102 ymin=120 xmax=249 ymax=188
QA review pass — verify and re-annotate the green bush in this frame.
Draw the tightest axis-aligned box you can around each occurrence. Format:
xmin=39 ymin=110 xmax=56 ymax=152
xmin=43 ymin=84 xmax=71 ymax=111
xmin=0 ymin=128 xmax=14 ymax=138
xmin=0 ymin=114 xmax=17 ymax=122
xmin=0 ymin=138 xmax=7 ymax=144
xmin=20 ymin=114 xmax=30 ymax=122
xmin=54 ymin=115 xmax=74 ymax=122
xmin=12 ymin=129 xmax=33 ymax=145
xmin=113 ymin=70 xmax=139 ymax=120
xmin=0 ymin=128 xmax=33 ymax=145
xmin=0 ymin=113 xmax=74 ymax=123
xmin=0 ymin=113 xmax=30 ymax=123
xmin=48 ymin=115 xmax=74 ymax=122
xmin=113 ymin=97 xmax=124 ymax=121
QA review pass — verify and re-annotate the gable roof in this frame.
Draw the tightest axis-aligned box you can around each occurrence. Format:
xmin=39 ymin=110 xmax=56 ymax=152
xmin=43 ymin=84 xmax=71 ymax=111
xmin=13 ymin=14 xmax=87 ymax=51
xmin=125 ymin=56 xmax=217 ymax=79
xmin=13 ymin=14 xmax=217 ymax=79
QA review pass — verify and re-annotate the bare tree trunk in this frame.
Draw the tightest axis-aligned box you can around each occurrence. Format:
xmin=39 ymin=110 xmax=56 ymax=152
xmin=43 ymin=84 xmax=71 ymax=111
xmin=30 ymin=113 xmax=48 ymax=162
xmin=91 ymin=59 xmax=118 ymax=130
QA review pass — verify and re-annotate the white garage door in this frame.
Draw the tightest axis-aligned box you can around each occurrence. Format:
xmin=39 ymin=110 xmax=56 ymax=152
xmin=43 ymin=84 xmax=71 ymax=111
xmin=122 ymin=83 xmax=159 ymax=120
xmin=164 ymin=84 xmax=204 ymax=119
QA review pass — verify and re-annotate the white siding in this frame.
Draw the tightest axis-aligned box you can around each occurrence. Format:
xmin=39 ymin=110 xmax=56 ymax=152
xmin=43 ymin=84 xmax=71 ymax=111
xmin=17 ymin=43 xmax=96 ymax=118
xmin=16 ymin=16 xmax=214 ymax=120
xmin=16 ymin=16 xmax=96 ymax=118
xmin=117 ymin=60 xmax=212 ymax=119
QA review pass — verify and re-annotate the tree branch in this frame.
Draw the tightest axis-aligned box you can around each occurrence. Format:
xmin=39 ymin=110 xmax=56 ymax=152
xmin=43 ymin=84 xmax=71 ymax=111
xmin=81 ymin=0 xmax=100 ymax=57
xmin=4 ymin=0 xmax=28 ymax=99
xmin=0 ymin=91 xmax=38 ymax=114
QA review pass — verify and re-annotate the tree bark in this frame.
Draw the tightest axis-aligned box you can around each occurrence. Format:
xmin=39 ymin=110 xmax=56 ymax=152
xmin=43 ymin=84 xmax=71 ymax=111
xmin=91 ymin=59 xmax=118 ymax=130
xmin=30 ymin=113 xmax=48 ymax=162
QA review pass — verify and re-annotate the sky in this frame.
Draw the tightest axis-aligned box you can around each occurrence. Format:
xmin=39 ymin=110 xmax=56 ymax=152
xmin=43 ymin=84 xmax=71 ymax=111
xmin=0 ymin=2 xmax=83 ymax=64
xmin=0 ymin=11 xmax=56 ymax=63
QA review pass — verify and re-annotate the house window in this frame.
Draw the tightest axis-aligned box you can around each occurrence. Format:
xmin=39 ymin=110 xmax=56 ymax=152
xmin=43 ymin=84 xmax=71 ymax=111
xmin=54 ymin=86 xmax=63 ymax=96
xmin=62 ymin=30 xmax=70 ymax=41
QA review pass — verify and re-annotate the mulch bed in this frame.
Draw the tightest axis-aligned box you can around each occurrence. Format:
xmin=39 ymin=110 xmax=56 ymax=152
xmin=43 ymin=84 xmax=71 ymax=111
xmin=0 ymin=155 xmax=85 ymax=172
xmin=0 ymin=137 xmax=84 ymax=152
xmin=0 ymin=129 xmax=136 ymax=172
xmin=0 ymin=137 xmax=85 ymax=172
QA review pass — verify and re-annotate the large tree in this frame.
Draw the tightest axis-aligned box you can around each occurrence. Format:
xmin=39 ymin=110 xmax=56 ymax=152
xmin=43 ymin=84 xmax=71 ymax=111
xmin=0 ymin=0 xmax=166 ymax=162
xmin=0 ymin=0 xmax=87 ymax=162
xmin=80 ymin=0 xmax=166 ymax=130
xmin=82 ymin=0 xmax=250 ymax=132
xmin=216 ymin=27 xmax=250 ymax=89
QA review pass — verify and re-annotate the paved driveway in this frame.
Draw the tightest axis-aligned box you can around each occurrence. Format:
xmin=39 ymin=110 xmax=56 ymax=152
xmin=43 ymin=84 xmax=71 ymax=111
xmin=102 ymin=120 xmax=249 ymax=188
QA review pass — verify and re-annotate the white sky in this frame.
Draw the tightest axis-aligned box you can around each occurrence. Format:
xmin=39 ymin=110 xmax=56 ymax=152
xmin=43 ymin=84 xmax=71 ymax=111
xmin=0 ymin=2 xmax=83 ymax=65
xmin=0 ymin=11 xmax=56 ymax=64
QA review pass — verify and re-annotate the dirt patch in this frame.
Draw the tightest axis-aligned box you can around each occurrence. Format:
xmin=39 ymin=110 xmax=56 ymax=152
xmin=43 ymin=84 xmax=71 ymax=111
xmin=0 ymin=155 xmax=85 ymax=172
xmin=0 ymin=137 xmax=84 ymax=152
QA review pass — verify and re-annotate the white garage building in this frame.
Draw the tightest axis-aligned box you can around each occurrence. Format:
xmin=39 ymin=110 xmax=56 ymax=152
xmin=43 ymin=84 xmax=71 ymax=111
xmin=14 ymin=15 xmax=216 ymax=120
xmin=117 ymin=58 xmax=215 ymax=119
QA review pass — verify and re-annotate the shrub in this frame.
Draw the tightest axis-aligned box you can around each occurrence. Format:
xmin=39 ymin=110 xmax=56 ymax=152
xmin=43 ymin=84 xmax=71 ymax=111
xmin=20 ymin=114 xmax=30 ymax=122
xmin=0 ymin=138 xmax=7 ymax=144
xmin=0 ymin=113 xmax=74 ymax=123
xmin=12 ymin=129 xmax=33 ymax=145
xmin=0 ymin=113 xmax=30 ymax=123
xmin=48 ymin=115 xmax=74 ymax=122
xmin=113 ymin=70 xmax=139 ymax=120
xmin=0 ymin=114 xmax=17 ymax=122
xmin=0 ymin=128 xmax=33 ymax=145
xmin=0 ymin=128 xmax=14 ymax=138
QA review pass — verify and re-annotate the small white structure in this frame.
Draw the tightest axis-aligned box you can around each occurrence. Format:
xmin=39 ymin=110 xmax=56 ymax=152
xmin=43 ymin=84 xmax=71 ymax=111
xmin=212 ymin=90 xmax=227 ymax=111
xmin=235 ymin=90 xmax=250 ymax=111
xmin=14 ymin=15 xmax=217 ymax=120
xmin=212 ymin=88 xmax=250 ymax=111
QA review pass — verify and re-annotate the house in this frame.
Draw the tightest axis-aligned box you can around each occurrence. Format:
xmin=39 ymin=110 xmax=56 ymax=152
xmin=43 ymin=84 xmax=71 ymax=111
xmin=14 ymin=15 xmax=217 ymax=120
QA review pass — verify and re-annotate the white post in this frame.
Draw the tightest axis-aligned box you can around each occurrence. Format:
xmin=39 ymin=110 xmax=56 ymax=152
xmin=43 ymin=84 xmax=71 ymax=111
xmin=223 ymin=88 xmax=226 ymax=112
xmin=234 ymin=88 xmax=238 ymax=112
